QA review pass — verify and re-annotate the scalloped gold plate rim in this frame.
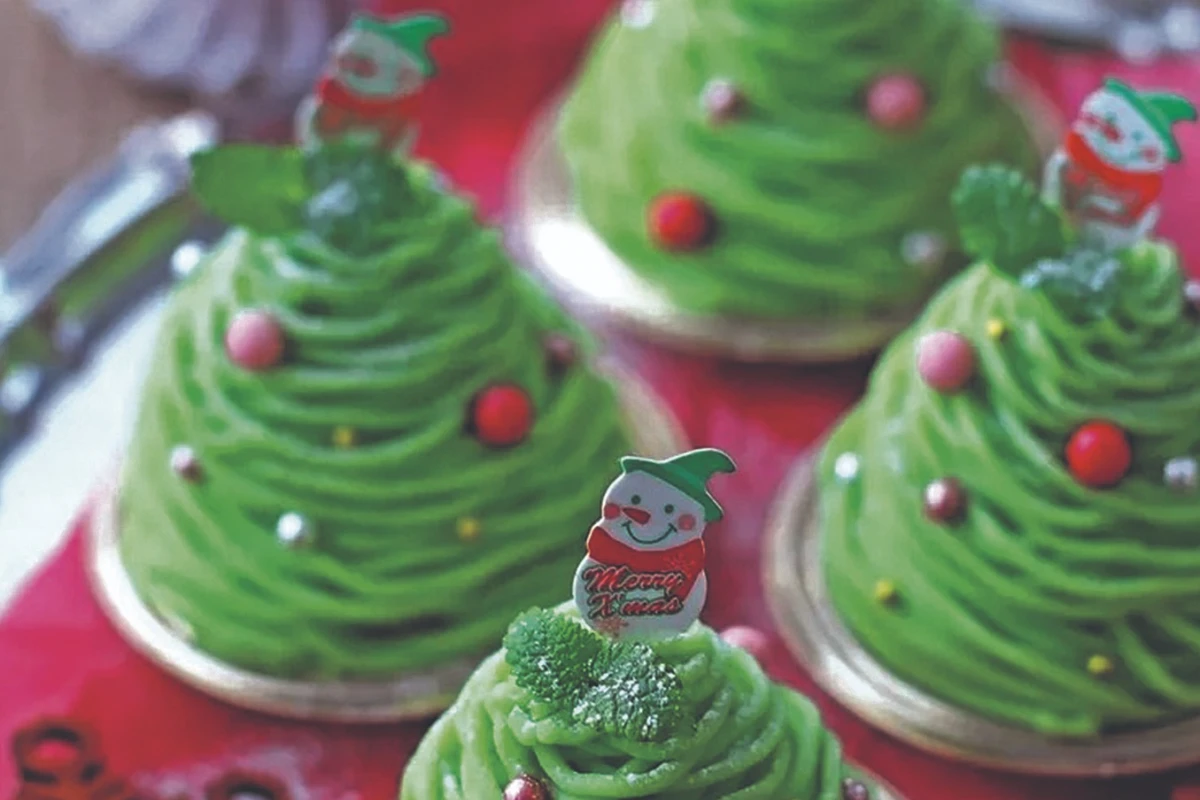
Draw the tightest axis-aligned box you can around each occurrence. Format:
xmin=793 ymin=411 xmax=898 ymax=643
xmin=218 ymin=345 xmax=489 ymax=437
xmin=764 ymin=452 xmax=1200 ymax=777
xmin=87 ymin=367 xmax=689 ymax=723
xmin=508 ymin=70 xmax=1064 ymax=364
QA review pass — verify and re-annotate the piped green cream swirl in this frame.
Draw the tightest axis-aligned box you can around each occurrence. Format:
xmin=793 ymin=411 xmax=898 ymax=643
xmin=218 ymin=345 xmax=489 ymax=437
xmin=820 ymin=241 xmax=1200 ymax=736
xmin=559 ymin=0 xmax=1039 ymax=320
xmin=401 ymin=605 xmax=874 ymax=799
xmin=118 ymin=161 xmax=631 ymax=679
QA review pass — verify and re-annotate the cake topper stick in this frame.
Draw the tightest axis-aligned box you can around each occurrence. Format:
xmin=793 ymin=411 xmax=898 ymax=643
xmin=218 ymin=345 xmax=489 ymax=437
xmin=295 ymin=12 xmax=450 ymax=156
xmin=573 ymin=448 xmax=737 ymax=640
xmin=1042 ymin=78 xmax=1196 ymax=251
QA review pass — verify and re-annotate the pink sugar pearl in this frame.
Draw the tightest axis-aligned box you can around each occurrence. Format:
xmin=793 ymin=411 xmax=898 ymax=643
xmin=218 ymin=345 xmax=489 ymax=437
xmin=225 ymin=309 xmax=285 ymax=371
xmin=721 ymin=626 xmax=771 ymax=664
xmin=916 ymin=330 xmax=975 ymax=393
xmin=867 ymin=73 xmax=926 ymax=131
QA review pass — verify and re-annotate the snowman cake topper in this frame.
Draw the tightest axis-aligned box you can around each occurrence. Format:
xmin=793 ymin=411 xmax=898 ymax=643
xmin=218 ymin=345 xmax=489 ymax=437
xmin=1043 ymin=78 xmax=1196 ymax=250
xmin=296 ymin=11 xmax=450 ymax=155
xmin=573 ymin=448 xmax=737 ymax=640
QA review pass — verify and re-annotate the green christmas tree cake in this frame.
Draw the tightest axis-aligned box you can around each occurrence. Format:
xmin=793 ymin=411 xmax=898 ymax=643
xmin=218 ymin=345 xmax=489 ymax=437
xmin=401 ymin=604 xmax=882 ymax=799
xmin=558 ymin=0 xmax=1039 ymax=327
xmin=114 ymin=141 xmax=633 ymax=680
xmin=818 ymin=152 xmax=1200 ymax=736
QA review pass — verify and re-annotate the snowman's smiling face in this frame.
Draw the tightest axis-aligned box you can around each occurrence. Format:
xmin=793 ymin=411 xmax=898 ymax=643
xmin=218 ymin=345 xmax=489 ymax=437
xmin=332 ymin=30 xmax=423 ymax=98
xmin=1076 ymin=89 xmax=1166 ymax=173
xmin=600 ymin=471 xmax=706 ymax=552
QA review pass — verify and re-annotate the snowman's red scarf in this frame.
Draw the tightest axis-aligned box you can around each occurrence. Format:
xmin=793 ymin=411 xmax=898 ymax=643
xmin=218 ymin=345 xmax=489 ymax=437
xmin=1064 ymin=130 xmax=1163 ymax=219
xmin=585 ymin=526 xmax=705 ymax=601
xmin=316 ymin=77 xmax=417 ymax=120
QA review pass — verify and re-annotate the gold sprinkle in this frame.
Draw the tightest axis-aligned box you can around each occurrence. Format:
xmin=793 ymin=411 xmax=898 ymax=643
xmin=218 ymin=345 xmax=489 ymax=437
xmin=457 ymin=517 xmax=482 ymax=542
xmin=332 ymin=426 xmax=357 ymax=448
xmin=986 ymin=318 xmax=1007 ymax=340
xmin=1087 ymin=655 xmax=1115 ymax=677
xmin=873 ymin=579 xmax=898 ymax=606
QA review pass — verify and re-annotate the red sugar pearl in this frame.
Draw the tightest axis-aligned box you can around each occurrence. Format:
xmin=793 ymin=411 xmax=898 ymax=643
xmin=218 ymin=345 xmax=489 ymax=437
xmin=471 ymin=385 xmax=534 ymax=448
xmin=1066 ymin=421 xmax=1132 ymax=489
xmin=648 ymin=192 xmax=715 ymax=252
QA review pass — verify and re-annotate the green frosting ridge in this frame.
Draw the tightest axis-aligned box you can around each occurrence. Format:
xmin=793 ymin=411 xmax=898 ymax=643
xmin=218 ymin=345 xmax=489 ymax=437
xmin=117 ymin=159 xmax=631 ymax=679
xmin=401 ymin=604 xmax=874 ymax=799
xmin=820 ymin=241 xmax=1200 ymax=736
xmin=559 ymin=0 xmax=1039 ymax=320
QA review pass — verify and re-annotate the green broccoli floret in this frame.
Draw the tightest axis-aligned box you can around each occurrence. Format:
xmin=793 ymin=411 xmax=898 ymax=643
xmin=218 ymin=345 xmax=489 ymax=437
xmin=952 ymin=164 xmax=1067 ymax=278
xmin=572 ymin=641 xmax=684 ymax=742
xmin=503 ymin=609 xmax=603 ymax=708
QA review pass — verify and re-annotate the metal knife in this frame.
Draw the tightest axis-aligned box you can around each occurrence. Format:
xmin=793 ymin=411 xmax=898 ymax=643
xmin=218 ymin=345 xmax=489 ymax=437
xmin=0 ymin=111 xmax=223 ymax=464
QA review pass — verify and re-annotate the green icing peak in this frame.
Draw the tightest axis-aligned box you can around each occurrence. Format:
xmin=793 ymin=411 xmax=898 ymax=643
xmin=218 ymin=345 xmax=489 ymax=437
xmin=119 ymin=144 xmax=631 ymax=680
xmin=503 ymin=608 xmax=683 ymax=742
xmin=820 ymin=238 xmax=1199 ymax=737
xmin=558 ymin=0 xmax=1038 ymax=322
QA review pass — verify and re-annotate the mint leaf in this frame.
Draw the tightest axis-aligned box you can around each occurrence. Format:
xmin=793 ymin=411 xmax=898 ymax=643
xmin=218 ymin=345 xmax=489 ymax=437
xmin=190 ymin=145 xmax=308 ymax=235
xmin=302 ymin=142 xmax=418 ymax=256
xmin=952 ymin=164 xmax=1067 ymax=278
xmin=504 ymin=609 xmax=603 ymax=708
xmin=502 ymin=610 xmax=685 ymax=742
xmin=572 ymin=641 xmax=683 ymax=742
xmin=1021 ymin=248 xmax=1125 ymax=318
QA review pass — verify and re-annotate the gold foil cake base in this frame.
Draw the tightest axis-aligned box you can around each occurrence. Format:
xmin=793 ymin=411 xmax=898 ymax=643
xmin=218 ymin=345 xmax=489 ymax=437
xmin=509 ymin=73 xmax=1063 ymax=363
xmin=764 ymin=455 xmax=1200 ymax=777
xmin=88 ymin=369 xmax=688 ymax=723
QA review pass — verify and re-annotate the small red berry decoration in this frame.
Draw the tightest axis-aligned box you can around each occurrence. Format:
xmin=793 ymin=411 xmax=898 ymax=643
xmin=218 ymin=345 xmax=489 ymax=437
xmin=923 ymin=478 xmax=966 ymax=524
xmin=648 ymin=192 xmax=714 ymax=252
xmin=503 ymin=775 xmax=549 ymax=800
xmin=225 ymin=309 xmax=285 ymax=371
xmin=867 ymin=73 xmax=927 ymax=131
xmin=916 ymin=330 xmax=975 ymax=393
xmin=471 ymin=384 xmax=535 ymax=448
xmin=1066 ymin=421 xmax=1132 ymax=488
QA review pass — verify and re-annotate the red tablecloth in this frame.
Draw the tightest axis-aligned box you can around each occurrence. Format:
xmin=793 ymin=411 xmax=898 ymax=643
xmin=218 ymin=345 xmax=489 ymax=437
xmin=3 ymin=3 xmax=1200 ymax=799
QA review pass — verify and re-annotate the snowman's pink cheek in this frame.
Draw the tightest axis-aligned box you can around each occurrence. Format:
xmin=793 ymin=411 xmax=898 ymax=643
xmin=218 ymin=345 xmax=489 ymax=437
xmin=603 ymin=502 xmax=621 ymax=520
xmin=1142 ymin=146 xmax=1161 ymax=163
xmin=678 ymin=514 xmax=697 ymax=531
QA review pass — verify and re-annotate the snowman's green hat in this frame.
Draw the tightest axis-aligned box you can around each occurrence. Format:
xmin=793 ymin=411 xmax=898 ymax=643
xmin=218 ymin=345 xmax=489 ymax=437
xmin=1104 ymin=78 xmax=1197 ymax=162
xmin=350 ymin=13 xmax=450 ymax=77
xmin=619 ymin=449 xmax=737 ymax=522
